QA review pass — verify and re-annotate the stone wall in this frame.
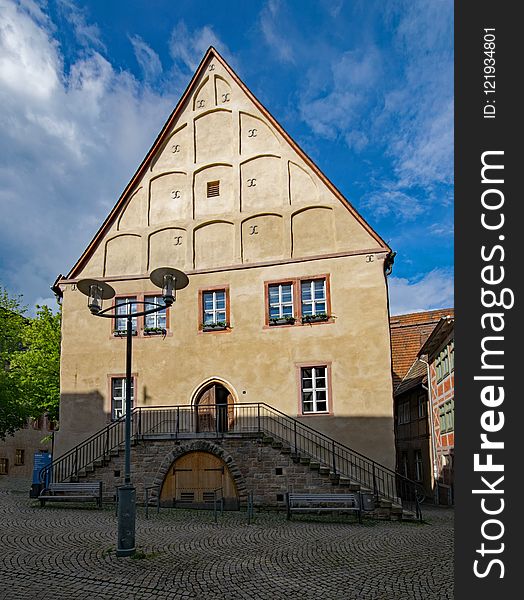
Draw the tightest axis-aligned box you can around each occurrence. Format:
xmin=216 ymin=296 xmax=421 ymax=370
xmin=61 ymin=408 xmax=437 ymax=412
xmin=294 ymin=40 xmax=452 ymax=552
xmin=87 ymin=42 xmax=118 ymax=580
xmin=87 ymin=436 xmax=353 ymax=509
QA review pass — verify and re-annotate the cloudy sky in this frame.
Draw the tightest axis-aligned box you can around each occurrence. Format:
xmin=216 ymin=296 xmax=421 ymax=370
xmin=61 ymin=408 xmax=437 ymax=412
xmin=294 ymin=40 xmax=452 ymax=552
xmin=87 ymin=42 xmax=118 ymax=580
xmin=0 ymin=0 xmax=453 ymax=315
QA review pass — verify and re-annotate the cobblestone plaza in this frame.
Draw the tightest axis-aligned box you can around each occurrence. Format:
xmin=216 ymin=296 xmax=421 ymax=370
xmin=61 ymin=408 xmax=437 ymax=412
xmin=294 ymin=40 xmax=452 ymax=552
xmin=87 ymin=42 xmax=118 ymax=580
xmin=0 ymin=480 xmax=453 ymax=600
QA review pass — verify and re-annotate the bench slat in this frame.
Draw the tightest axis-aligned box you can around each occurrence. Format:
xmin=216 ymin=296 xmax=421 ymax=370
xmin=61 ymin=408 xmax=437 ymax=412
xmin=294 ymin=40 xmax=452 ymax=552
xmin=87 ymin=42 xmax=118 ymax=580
xmin=287 ymin=491 xmax=362 ymax=523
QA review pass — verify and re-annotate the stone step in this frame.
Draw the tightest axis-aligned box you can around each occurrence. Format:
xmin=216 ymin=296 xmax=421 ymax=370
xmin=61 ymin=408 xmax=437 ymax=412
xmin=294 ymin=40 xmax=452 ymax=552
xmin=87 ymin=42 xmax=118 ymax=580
xmin=271 ymin=442 xmax=283 ymax=449
xmin=280 ymin=446 xmax=292 ymax=454
xmin=378 ymin=499 xmax=392 ymax=509
xmin=309 ymin=461 xmax=321 ymax=471
xmin=93 ymin=459 xmax=105 ymax=467
xmin=85 ymin=465 xmax=95 ymax=473
xmin=318 ymin=466 xmax=330 ymax=475
xmin=338 ymin=476 xmax=352 ymax=486
xmin=329 ymin=472 xmax=340 ymax=483
xmin=299 ymin=457 xmax=311 ymax=465
xmin=262 ymin=436 xmax=274 ymax=444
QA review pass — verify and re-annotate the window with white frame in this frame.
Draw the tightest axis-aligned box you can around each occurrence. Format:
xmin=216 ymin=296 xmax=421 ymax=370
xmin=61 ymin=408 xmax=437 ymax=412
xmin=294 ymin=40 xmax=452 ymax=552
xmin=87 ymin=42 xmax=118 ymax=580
xmin=15 ymin=449 xmax=25 ymax=466
xmin=301 ymin=279 xmax=327 ymax=317
xmin=268 ymin=283 xmax=293 ymax=320
xmin=0 ymin=458 xmax=8 ymax=475
xmin=114 ymin=297 xmax=138 ymax=332
xmin=144 ymin=295 xmax=167 ymax=330
xmin=300 ymin=366 xmax=328 ymax=413
xmin=439 ymin=399 xmax=454 ymax=433
xmin=414 ymin=450 xmax=423 ymax=481
xmin=435 ymin=346 xmax=450 ymax=382
xmin=417 ymin=393 xmax=427 ymax=418
xmin=398 ymin=400 xmax=410 ymax=424
xmin=202 ymin=290 xmax=227 ymax=326
xmin=111 ymin=378 xmax=134 ymax=420
xmin=400 ymin=452 xmax=409 ymax=478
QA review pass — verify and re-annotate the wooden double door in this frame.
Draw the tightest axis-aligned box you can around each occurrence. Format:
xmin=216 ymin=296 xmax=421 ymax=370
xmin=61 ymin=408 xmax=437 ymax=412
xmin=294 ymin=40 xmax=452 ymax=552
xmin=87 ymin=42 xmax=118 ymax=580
xmin=160 ymin=451 xmax=239 ymax=510
xmin=195 ymin=383 xmax=234 ymax=433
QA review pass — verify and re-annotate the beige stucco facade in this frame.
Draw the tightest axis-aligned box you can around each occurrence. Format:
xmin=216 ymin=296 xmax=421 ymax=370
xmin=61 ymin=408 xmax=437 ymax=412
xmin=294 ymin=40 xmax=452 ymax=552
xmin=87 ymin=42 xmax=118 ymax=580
xmin=54 ymin=48 xmax=396 ymax=470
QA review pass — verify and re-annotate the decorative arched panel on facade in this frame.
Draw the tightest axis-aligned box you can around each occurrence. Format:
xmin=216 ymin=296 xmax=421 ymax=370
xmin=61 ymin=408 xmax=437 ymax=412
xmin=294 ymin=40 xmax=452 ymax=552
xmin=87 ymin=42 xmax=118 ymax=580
xmin=104 ymin=234 xmax=142 ymax=276
xmin=240 ymin=155 xmax=283 ymax=212
xmin=214 ymin=75 xmax=232 ymax=107
xmin=151 ymin=124 xmax=188 ymax=173
xmin=194 ymin=110 xmax=233 ymax=164
xmin=241 ymin=214 xmax=285 ymax=263
xmin=194 ymin=221 xmax=235 ymax=269
xmin=194 ymin=164 xmax=235 ymax=218
xmin=239 ymin=112 xmax=280 ymax=156
xmin=289 ymin=161 xmax=318 ymax=206
xmin=149 ymin=173 xmax=192 ymax=226
xmin=149 ymin=172 xmax=190 ymax=225
xmin=117 ymin=187 xmax=147 ymax=231
xmin=193 ymin=76 xmax=212 ymax=111
xmin=291 ymin=207 xmax=336 ymax=258
xmin=148 ymin=227 xmax=189 ymax=271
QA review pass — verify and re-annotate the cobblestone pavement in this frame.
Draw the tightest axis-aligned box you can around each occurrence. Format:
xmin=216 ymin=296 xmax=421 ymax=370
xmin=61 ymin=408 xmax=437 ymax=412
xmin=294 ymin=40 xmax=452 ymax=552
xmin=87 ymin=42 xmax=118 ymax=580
xmin=0 ymin=479 xmax=453 ymax=600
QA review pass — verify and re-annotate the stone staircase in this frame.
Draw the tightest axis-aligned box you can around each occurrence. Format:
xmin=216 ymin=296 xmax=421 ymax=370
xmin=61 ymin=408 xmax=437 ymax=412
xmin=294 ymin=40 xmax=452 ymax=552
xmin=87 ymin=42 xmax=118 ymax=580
xmin=42 ymin=403 xmax=423 ymax=521
xmin=69 ymin=433 xmax=416 ymax=520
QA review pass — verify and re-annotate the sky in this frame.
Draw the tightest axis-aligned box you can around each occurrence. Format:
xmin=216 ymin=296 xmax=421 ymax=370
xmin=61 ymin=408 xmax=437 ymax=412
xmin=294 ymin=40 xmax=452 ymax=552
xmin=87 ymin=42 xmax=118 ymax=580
xmin=0 ymin=0 xmax=453 ymax=315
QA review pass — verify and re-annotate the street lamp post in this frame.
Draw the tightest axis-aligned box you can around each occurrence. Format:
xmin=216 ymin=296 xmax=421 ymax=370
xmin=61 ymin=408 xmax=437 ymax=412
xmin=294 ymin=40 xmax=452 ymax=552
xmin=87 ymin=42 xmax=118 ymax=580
xmin=77 ymin=267 xmax=189 ymax=557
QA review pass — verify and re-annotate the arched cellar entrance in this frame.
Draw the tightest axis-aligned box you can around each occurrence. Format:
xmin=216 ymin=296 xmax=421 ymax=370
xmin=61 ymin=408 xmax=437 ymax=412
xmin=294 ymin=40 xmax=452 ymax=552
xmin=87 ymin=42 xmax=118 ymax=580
xmin=160 ymin=451 xmax=239 ymax=510
xmin=194 ymin=381 xmax=235 ymax=433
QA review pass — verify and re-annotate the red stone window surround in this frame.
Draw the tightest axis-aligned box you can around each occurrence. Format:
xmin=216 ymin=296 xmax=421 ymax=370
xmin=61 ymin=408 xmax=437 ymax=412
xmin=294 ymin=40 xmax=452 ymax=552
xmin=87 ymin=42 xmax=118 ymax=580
xmin=111 ymin=292 xmax=171 ymax=338
xmin=264 ymin=274 xmax=333 ymax=328
xmin=197 ymin=285 xmax=231 ymax=333
xmin=295 ymin=361 xmax=333 ymax=417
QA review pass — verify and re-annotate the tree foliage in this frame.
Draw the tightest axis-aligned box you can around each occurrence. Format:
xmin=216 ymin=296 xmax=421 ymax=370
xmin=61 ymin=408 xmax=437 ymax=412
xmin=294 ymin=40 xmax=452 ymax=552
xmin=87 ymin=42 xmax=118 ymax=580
xmin=0 ymin=286 xmax=61 ymax=439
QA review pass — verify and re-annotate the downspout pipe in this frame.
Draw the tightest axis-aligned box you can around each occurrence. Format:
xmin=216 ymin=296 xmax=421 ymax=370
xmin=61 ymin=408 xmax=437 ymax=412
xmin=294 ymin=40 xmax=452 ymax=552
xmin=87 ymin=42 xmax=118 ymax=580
xmin=420 ymin=357 xmax=439 ymax=505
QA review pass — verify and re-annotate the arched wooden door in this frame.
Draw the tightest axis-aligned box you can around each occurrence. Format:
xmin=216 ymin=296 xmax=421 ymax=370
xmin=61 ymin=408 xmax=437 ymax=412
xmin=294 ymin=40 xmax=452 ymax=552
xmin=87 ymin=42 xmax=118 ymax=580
xmin=194 ymin=383 xmax=235 ymax=433
xmin=160 ymin=451 xmax=239 ymax=510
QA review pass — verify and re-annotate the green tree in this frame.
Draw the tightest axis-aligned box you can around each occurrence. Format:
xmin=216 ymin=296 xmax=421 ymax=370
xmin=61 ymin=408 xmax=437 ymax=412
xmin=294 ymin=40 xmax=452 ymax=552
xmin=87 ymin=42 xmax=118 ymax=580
xmin=0 ymin=286 xmax=61 ymax=439
xmin=0 ymin=287 xmax=29 ymax=439
xmin=11 ymin=305 xmax=61 ymax=422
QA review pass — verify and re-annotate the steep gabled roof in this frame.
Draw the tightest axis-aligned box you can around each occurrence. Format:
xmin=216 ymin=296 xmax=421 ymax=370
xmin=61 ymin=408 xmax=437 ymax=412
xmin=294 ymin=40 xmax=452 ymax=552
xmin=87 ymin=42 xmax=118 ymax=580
xmin=65 ymin=46 xmax=390 ymax=280
xmin=390 ymin=308 xmax=454 ymax=390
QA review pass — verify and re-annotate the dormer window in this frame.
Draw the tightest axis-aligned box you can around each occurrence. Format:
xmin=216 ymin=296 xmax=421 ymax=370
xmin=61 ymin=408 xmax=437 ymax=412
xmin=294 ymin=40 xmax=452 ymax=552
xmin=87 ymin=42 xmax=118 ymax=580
xmin=207 ymin=180 xmax=220 ymax=197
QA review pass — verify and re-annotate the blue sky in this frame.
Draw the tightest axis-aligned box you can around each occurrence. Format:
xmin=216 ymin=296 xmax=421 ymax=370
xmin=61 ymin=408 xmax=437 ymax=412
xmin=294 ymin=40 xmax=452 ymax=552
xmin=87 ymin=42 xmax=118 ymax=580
xmin=0 ymin=0 xmax=453 ymax=314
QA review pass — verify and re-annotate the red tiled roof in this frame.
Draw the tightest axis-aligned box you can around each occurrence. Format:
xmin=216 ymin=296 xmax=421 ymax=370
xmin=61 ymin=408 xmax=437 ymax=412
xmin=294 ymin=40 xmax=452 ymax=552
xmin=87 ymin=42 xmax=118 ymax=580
xmin=390 ymin=308 xmax=454 ymax=391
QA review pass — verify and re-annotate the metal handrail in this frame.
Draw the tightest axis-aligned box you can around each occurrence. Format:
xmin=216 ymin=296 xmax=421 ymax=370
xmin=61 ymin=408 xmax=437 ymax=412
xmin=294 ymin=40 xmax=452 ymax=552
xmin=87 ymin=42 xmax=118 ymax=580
xmin=42 ymin=402 xmax=422 ymax=519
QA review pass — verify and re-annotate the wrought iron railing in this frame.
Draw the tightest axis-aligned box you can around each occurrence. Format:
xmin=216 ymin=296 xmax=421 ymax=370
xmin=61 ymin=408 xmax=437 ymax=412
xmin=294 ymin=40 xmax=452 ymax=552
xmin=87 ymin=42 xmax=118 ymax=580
xmin=41 ymin=402 xmax=423 ymax=519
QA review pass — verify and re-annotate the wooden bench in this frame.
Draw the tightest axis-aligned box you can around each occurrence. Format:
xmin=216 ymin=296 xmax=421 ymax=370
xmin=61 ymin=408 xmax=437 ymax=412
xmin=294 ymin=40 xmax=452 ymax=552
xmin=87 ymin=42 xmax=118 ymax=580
xmin=286 ymin=492 xmax=362 ymax=523
xmin=39 ymin=482 xmax=103 ymax=508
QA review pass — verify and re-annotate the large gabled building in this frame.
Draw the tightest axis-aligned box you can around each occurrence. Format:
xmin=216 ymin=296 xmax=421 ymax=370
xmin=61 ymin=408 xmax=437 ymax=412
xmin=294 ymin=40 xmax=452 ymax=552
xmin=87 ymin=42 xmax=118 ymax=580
xmin=50 ymin=48 xmax=400 ymax=510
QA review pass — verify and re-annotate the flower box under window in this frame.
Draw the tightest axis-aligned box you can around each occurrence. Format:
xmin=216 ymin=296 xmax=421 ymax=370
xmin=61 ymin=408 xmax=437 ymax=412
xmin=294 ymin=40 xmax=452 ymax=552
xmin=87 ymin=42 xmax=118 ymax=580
xmin=301 ymin=313 xmax=330 ymax=324
xmin=269 ymin=316 xmax=296 ymax=326
xmin=113 ymin=330 xmax=138 ymax=337
xmin=143 ymin=327 xmax=166 ymax=336
xmin=202 ymin=322 xmax=228 ymax=332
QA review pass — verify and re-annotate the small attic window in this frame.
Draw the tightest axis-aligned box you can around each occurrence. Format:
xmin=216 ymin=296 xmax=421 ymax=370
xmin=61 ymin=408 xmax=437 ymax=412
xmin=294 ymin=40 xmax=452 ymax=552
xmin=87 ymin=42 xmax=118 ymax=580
xmin=207 ymin=181 xmax=220 ymax=197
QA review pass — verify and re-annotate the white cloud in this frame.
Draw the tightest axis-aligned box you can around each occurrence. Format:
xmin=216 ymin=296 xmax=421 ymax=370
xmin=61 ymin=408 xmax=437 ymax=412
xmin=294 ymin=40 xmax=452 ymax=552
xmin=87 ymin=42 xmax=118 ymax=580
xmin=129 ymin=34 xmax=163 ymax=82
xmin=388 ymin=268 xmax=454 ymax=314
xmin=299 ymin=47 xmax=382 ymax=140
xmin=169 ymin=20 xmax=233 ymax=73
xmin=362 ymin=189 xmax=426 ymax=221
xmin=259 ymin=0 xmax=295 ymax=64
xmin=57 ymin=0 xmax=105 ymax=51
xmin=0 ymin=1 xmax=228 ymax=308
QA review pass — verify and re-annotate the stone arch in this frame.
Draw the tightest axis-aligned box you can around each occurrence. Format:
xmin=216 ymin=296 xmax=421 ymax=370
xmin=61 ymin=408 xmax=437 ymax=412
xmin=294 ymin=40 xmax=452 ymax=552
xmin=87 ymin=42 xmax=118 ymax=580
xmin=152 ymin=440 xmax=248 ymax=503
xmin=190 ymin=377 xmax=239 ymax=406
